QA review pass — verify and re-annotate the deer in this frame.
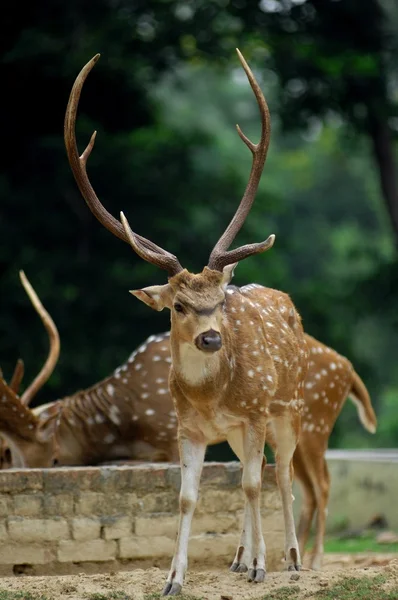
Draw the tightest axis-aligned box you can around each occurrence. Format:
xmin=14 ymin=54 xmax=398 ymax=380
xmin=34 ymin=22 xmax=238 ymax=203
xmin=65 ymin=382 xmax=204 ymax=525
xmin=0 ymin=275 xmax=376 ymax=571
xmin=0 ymin=275 xmax=179 ymax=469
xmin=65 ymin=48 xmax=317 ymax=595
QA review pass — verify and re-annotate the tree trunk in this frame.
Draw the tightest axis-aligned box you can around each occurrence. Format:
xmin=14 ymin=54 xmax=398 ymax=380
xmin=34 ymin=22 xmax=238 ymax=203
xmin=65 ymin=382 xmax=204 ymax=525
xmin=367 ymin=113 xmax=398 ymax=245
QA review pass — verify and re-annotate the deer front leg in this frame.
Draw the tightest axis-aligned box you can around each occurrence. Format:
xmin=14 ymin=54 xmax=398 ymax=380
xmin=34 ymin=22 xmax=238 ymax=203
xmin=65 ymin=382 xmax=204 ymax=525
xmin=228 ymin=428 xmax=267 ymax=575
xmin=228 ymin=428 xmax=252 ymax=573
xmin=242 ymin=425 xmax=267 ymax=583
xmin=272 ymin=413 xmax=301 ymax=571
xmin=228 ymin=424 xmax=266 ymax=583
xmin=163 ymin=435 xmax=206 ymax=596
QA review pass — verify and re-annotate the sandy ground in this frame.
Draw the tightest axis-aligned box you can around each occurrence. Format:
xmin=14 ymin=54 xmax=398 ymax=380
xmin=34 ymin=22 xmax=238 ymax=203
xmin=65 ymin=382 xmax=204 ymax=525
xmin=0 ymin=555 xmax=397 ymax=599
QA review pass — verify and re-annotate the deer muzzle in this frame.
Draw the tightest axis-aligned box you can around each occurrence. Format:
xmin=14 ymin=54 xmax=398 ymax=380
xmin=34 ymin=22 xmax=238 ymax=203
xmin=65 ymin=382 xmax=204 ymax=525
xmin=195 ymin=330 xmax=222 ymax=353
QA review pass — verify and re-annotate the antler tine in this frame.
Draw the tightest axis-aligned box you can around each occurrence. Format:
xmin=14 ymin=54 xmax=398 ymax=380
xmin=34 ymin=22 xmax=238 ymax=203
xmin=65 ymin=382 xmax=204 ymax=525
xmin=120 ymin=213 xmax=183 ymax=276
xmin=19 ymin=271 xmax=61 ymax=406
xmin=208 ymin=48 xmax=275 ymax=271
xmin=65 ymin=55 xmax=183 ymax=270
xmin=9 ymin=359 xmax=25 ymax=395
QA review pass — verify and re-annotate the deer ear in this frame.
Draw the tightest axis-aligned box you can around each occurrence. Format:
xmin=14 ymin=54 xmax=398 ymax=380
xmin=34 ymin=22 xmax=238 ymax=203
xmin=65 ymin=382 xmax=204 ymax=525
xmin=221 ymin=263 xmax=238 ymax=288
xmin=130 ymin=284 xmax=173 ymax=311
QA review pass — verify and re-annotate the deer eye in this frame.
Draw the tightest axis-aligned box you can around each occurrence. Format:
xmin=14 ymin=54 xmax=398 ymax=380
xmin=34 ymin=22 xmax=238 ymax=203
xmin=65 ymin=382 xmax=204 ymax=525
xmin=174 ymin=302 xmax=185 ymax=314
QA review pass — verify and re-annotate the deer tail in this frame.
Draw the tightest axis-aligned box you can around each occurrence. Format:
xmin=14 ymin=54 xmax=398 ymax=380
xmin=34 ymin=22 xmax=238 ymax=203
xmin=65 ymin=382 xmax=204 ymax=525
xmin=348 ymin=370 xmax=377 ymax=434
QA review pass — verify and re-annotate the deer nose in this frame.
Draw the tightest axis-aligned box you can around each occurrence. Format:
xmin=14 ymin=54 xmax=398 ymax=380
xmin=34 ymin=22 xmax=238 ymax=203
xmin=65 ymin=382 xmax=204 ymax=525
xmin=195 ymin=330 xmax=222 ymax=353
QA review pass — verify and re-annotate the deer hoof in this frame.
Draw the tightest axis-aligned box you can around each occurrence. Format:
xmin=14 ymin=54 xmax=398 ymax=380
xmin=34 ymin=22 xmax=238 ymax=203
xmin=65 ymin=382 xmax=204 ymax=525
xmin=254 ymin=568 xmax=266 ymax=583
xmin=287 ymin=547 xmax=301 ymax=571
xmin=230 ymin=561 xmax=248 ymax=573
xmin=247 ymin=567 xmax=266 ymax=583
xmin=162 ymin=582 xmax=182 ymax=596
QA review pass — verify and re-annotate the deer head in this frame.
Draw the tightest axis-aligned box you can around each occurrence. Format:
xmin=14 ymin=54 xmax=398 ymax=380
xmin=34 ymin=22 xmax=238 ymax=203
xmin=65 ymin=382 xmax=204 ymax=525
xmin=0 ymin=271 xmax=60 ymax=468
xmin=64 ymin=49 xmax=274 ymax=356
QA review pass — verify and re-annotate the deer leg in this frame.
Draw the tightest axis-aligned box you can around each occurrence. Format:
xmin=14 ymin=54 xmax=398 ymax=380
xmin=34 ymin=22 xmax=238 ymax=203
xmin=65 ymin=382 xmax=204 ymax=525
xmin=292 ymin=445 xmax=317 ymax=561
xmin=238 ymin=424 xmax=267 ymax=583
xmin=272 ymin=413 xmax=301 ymax=571
xmin=310 ymin=458 xmax=330 ymax=571
xmin=228 ymin=428 xmax=267 ymax=575
xmin=162 ymin=436 xmax=206 ymax=596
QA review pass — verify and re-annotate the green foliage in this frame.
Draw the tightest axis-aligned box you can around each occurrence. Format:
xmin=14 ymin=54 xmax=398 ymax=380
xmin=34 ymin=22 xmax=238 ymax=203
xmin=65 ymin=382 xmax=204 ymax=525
xmin=312 ymin=574 xmax=398 ymax=600
xmin=260 ymin=586 xmax=300 ymax=600
xmin=323 ymin=535 xmax=398 ymax=554
xmin=0 ymin=592 xmax=49 ymax=600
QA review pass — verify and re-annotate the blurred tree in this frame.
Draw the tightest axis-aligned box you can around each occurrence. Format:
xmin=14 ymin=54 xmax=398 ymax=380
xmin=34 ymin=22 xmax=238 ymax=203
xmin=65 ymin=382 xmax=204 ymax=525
xmin=0 ymin=0 xmax=396 ymax=452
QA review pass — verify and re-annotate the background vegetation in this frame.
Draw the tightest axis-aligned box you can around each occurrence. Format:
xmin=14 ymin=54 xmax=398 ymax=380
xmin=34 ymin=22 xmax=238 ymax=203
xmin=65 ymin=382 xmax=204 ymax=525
xmin=1 ymin=0 xmax=397 ymax=451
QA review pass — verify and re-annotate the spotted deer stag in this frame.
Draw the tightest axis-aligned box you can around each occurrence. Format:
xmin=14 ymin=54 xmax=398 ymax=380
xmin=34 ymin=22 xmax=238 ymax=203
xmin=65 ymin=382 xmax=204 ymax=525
xmin=0 ymin=281 xmax=376 ymax=570
xmin=65 ymin=49 xmax=310 ymax=594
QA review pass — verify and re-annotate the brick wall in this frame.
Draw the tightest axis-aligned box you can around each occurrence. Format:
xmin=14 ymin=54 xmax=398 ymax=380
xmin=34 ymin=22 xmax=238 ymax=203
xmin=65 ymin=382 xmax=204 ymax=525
xmin=0 ymin=462 xmax=284 ymax=575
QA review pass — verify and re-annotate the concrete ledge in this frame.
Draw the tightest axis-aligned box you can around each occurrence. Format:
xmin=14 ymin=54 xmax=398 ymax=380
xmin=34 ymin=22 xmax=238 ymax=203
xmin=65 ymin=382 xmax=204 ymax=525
xmin=0 ymin=462 xmax=283 ymax=575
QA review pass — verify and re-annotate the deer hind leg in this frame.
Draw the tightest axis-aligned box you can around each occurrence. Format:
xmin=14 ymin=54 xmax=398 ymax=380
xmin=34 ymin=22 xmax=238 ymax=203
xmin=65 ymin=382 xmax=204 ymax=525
xmin=272 ymin=412 xmax=301 ymax=571
xmin=163 ymin=436 xmax=206 ymax=596
xmin=292 ymin=445 xmax=317 ymax=562
xmin=310 ymin=457 xmax=330 ymax=571
xmin=228 ymin=426 xmax=266 ymax=583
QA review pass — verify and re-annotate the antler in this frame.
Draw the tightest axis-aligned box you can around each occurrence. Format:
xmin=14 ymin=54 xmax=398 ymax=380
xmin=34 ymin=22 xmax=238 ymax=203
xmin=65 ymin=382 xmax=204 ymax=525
xmin=19 ymin=271 xmax=60 ymax=406
xmin=9 ymin=359 xmax=25 ymax=394
xmin=208 ymin=49 xmax=275 ymax=272
xmin=64 ymin=55 xmax=183 ymax=277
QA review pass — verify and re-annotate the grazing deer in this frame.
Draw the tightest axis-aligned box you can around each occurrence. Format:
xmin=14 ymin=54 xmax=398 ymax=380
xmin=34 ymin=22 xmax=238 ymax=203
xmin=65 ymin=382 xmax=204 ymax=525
xmin=0 ymin=276 xmax=179 ymax=468
xmin=0 ymin=277 xmax=376 ymax=570
xmin=65 ymin=49 xmax=310 ymax=594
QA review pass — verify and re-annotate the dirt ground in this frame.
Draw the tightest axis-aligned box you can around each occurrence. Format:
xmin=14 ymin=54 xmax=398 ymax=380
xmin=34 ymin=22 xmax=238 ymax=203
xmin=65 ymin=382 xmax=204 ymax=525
xmin=0 ymin=555 xmax=397 ymax=600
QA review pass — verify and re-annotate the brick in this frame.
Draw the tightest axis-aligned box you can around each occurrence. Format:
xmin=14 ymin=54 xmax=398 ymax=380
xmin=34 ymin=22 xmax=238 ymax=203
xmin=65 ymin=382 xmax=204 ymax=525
xmin=262 ymin=465 xmax=278 ymax=490
xmin=201 ymin=462 xmax=242 ymax=487
xmin=75 ymin=492 xmax=138 ymax=516
xmin=72 ymin=518 xmax=101 ymax=541
xmin=135 ymin=513 xmax=239 ymax=537
xmin=102 ymin=516 xmax=132 ymax=540
xmin=188 ymin=533 xmax=238 ymax=560
xmin=80 ymin=467 xmax=134 ymax=493
xmin=129 ymin=465 xmax=168 ymax=491
xmin=13 ymin=494 xmax=43 ymax=517
xmin=165 ymin=465 xmax=181 ymax=491
xmin=8 ymin=518 xmax=69 ymax=542
xmin=43 ymin=493 xmax=74 ymax=517
xmin=135 ymin=515 xmax=177 ymax=537
xmin=261 ymin=510 xmax=285 ymax=534
xmin=0 ymin=470 xmax=43 ymax=493
xmin=262 ymin=490 xmax=282 ymax=511
xmin=118 ymin=535 xmax=174 ymax=559
xmin=0 ymin=544 xmax=54 ymax=565
xmin=58 ymin=539 xmax=117 ymax=562
xmin=43 ymin=468 xmax=96 ymax=494
xmin=138 ymin=492 xmax=178 ymax=514
xmin=0 ymin=497 xmax=12 ymax=517
xmin=197 ymin=489 xmax=244 ymax=513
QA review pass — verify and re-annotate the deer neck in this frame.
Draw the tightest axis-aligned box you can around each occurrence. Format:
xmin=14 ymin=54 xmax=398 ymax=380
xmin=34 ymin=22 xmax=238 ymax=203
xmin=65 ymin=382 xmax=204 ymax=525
xmin=170 ymin=330 xmax=231 ymax=393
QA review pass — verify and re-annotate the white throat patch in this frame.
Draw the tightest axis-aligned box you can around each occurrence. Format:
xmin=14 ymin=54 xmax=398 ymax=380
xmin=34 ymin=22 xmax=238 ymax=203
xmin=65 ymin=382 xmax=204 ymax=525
xmin=177 ymin=342 xmax=220 ymax=386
